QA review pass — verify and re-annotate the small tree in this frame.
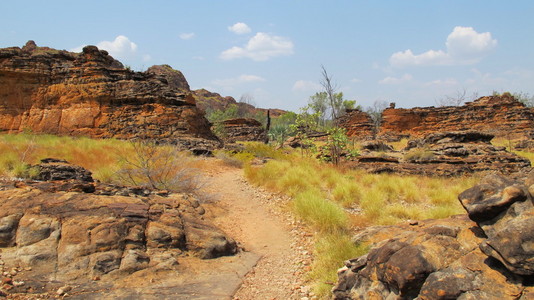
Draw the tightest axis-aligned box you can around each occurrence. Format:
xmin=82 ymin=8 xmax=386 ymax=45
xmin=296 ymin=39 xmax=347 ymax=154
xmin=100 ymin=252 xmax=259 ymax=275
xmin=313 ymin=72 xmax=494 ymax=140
xmin=365 ymin=100 xmax=388 ymax=138
xmin=116 ymin=140 xmax=202 ymax=193
xmin=309 ymin=92 xmax=329 ymax=127
xmin=436 ymin=88 xmax=478 ymax=107
xmin=512 ymin=92 xmax=534 ymax=107
xmin=320 ymin=65 xmax=343 ymax=123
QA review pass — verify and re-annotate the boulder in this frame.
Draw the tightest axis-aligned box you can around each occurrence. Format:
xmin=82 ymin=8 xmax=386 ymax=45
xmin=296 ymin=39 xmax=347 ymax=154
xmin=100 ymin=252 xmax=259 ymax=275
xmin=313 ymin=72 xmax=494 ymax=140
xmin=334 ymin=173 xmax=534 ymax=299
xmin=217 ymin=118 xmax=267 ymax=143
xmin=459 ymin=173 xmax=534 ymax=275
xmin=0 ymin=170 xmax=237 ymax=297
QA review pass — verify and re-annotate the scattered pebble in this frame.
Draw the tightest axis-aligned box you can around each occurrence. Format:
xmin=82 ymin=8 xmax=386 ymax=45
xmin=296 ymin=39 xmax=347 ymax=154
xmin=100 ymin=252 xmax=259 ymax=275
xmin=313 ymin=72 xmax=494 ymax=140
xmin=57 ymin=285 xmax=72 ymax=296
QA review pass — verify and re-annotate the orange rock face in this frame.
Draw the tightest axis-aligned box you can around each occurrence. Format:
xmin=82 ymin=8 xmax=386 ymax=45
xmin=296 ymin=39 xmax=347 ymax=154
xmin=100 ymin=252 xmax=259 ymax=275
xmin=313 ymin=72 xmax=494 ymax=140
xmin=336 ymin=109 xmax=375 ymax=137
xmin=379 ymin=95 xmax=534 ymax=138
xmin=339 ymin=95 xmax=534 ymax=139
xmin=0 ymin=41 xmax=220 ymax=151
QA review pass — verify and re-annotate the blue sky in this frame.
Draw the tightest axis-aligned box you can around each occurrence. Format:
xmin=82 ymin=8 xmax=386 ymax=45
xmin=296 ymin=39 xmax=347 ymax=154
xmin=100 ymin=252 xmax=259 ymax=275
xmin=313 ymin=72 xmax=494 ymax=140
xmin=2 ymin=1 xmax=533 ymax=111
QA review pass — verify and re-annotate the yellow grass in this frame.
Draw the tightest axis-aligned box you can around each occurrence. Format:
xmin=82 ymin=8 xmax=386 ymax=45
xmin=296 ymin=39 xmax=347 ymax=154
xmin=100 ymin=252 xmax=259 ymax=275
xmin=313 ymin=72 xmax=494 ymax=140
xmin=244 ymin=150 xmax=480 ymax=298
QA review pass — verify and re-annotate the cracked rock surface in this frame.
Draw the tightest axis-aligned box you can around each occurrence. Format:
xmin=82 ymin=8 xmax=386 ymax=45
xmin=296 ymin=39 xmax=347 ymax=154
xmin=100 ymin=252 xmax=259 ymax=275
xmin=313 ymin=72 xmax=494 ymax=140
xmin=0 ymin=160 xmax=250 ymax=299
xmin=334 ymin=171 xmax=534 ymax=299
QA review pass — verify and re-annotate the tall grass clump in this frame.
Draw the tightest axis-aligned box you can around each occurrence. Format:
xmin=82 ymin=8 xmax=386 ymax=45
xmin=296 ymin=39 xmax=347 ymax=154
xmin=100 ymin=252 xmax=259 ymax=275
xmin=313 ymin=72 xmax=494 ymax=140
xmin=293 ymin=190 xmax=348 ymax=233
xmin=0 ymin=134 xmax=207 ymax=194
xmin=310 ymin=235 xmax=368 ymax=298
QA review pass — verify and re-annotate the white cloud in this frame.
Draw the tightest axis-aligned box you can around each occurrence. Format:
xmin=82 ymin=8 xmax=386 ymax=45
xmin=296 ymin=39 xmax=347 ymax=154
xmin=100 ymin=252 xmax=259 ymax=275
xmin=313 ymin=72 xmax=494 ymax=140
xmin=390 ymin=26 xmax=497 ymax=67
xmin=179 ymin=33 xmax=195 ymax=40
xmin=379 ymin=73 xmax=413 ymax=84
xmin=292 ymin=80 xmax=322 ymax=92
xmin=213 ymin=74 xmax=266 ymax=88
xmin=390 ymin=49 xmax=451 ymax=67
xmin=142 ymin=54 xmax=152 ymax=62
xmin=96 ymin=35 xmax=138 ymax=58
xmin=220 ymin=32 xmax=294 ymax=61
xmin=425 ymin=78 xmax=459 ymax=87
xmin=228 ymin=22 xmax=251 ymax=35
xmin=446 ymin=26 xmax=497 ymax=58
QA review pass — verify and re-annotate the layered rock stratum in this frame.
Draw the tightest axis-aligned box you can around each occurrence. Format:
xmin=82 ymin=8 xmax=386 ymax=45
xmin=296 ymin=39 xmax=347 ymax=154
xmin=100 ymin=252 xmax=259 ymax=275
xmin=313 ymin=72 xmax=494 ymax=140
xmin=0 ymin=41 xmax=220 ymax=152
xmin=351 ymin=131 xmax=532 ymax=176
xmin=333 ymin=172 xmax=534 ymax=299
xmin=340 ymin=95 xmax=534 ymax=140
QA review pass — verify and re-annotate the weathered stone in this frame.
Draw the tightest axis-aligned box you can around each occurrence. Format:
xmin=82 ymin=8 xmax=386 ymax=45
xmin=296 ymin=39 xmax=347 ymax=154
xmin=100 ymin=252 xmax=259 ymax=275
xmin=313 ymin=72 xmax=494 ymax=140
xmin=0 ymin=214 xmax=22 ymax=247
xmin=0 ymin=42 xmax=220 ymax=152
xmin=218 ymin=118 xmax=267 ymax=143
xmin=339 ymin=95 xmax=534 ymax=140
xmin=334 ymin=174 xmax=534 ymax=299
xmin=360 ymin=140 xmax=394 ymax=152
xmin=337 ymin=109 xmax=375 ymax=138
xmin=0 ymin=174 xmax=238 ymax=296
xmin=32 ymin=158 xmax=94 ymax=182
xmin=350 ymin=131 xmax=531 ymax=176
xmin=379 ymin=95 xmax=534 ymax=139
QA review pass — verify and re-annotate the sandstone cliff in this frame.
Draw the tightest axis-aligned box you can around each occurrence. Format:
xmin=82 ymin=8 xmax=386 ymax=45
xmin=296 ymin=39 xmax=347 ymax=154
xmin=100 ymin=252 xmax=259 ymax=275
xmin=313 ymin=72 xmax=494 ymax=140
xmin=340 ymin=95 xmax=534 ymax=139
xmin=0 ymin=41 xmax=220 ymax=152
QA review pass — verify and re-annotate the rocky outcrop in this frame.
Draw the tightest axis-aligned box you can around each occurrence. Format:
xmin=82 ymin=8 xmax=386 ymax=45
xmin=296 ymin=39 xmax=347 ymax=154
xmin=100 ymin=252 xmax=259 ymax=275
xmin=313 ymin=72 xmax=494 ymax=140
xmin=193 ymin=88 xmax=286 ymax=118
xmin=0 ymin=41 xmax=220 ymax=152
xmin=337 ymin=109 xmax=375 ymax=138
xmin=340 ymin=95 xmax=534 ymax=139
xmin=351 ymin=131 xmax=531 ymax=176
xmin=218 ymin=118 xmax=267 ymax=143
xmin=334 ymin=172 xmax=534 ymax=299
xmin=146 ymin=64 xmax=190 ymax=92
xmin=0 ymin=160 xmax=238 ymax=298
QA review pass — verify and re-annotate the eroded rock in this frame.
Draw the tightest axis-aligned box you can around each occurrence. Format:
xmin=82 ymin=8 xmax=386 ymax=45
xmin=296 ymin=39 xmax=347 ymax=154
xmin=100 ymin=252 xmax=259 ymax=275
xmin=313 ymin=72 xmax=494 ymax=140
xmin=0 ymin=41 xmax=221 ymax=152
xmin=0 ymin=160 xmax=237 ymax=298
xmin=350 ymin=131 xmax=531 ymax=176
xmin=334 ymin=173 xmax=534 ymax=299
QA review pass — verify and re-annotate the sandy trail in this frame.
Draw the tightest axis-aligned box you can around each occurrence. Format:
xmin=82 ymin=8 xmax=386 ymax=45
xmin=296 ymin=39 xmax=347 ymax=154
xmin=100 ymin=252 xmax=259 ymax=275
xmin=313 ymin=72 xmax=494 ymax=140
xmin=202 ymin=162 xmax=313 ymax=300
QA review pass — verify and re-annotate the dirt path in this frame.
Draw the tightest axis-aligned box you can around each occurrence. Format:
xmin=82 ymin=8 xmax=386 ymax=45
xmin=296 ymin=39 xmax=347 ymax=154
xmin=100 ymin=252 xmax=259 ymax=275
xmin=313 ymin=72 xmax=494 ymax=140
xmin=202 ymin=162 xmax=314 ymax=300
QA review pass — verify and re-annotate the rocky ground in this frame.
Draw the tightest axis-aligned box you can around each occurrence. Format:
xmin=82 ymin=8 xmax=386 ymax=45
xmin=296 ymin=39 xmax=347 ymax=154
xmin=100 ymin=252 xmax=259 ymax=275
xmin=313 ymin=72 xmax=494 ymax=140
xmin=349 ymin=131 xmax=532 ymax=176
xmin=0 ymin=158 xmax=315 ymax=299
xmin=334 ymin=171 xmax=534 ymax=299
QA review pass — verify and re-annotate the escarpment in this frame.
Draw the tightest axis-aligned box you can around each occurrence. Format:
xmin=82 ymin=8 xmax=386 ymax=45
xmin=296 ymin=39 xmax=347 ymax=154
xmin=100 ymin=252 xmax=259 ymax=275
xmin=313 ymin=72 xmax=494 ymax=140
xmin=0 ymin=41 xmax=220 ymax=152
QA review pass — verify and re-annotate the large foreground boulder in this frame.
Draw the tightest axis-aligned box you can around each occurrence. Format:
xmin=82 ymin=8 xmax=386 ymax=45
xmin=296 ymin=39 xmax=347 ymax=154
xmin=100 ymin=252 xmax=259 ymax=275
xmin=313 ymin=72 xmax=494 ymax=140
xmin=0 ymin=160 xmax=238 ymax=298
xmin=333 ymin=172 xmax=534 ymax=299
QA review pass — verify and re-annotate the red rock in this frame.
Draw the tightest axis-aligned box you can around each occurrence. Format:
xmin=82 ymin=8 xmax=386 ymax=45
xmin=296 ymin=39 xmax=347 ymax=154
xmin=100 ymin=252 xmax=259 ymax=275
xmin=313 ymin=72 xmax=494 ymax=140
xmin=219 ymin=118 xmax=267 ymax=143
xmin=0 ymin=41 xmax=220 ymax=152
xmin=339 ymin=95 xmax=534 ymax=140
xmin=337 ymin=109 xmax=375 ymax=138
